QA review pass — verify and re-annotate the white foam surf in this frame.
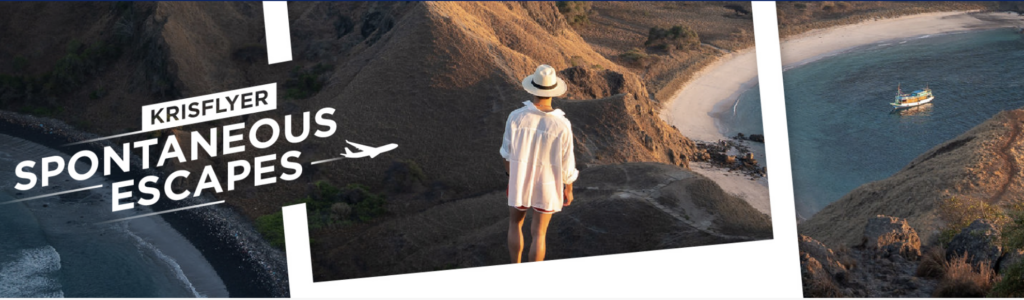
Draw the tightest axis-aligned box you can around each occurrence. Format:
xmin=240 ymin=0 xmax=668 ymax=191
xmin=121 ymin=226 xmax=204 ymax=298
xmin=0 ymin=245 xmax=65 ymax=298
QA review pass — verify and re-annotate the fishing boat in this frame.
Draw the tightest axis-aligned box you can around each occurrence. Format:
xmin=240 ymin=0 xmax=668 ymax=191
xmin=890 ymin=83 xmax=933 ymax=109
xmin=893 ymin=102 xmax=933 ymax=116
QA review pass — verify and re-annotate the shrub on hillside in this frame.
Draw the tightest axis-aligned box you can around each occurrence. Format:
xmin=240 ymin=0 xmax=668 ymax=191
xmin=256 ymin=212 xmax=286 ymax=250
xmin=11 ymin=56 xmax=28 ymax=73
xmin=384 ymin=160 xmax=427 ymax=193
xmin=937 ymin=196 xmax=1009 ymax=246
xmin=284 ymin=63 xmax=332 ymax=99
xmin=618 ymin=48 xmax=651 ymax=67
xmin=556 ymin=1 xmax=591 ymax=27
xmin=569 ymin=55 xmax=585 ymax=68
xmin=345 ymin=184 xmax=388 ymax=222
xmin=993 ymin=212 xmax=1024 ymax=296
xmin=990 ymin=260 xmax=1024 ymax=297
xmin=1001 ymin=211 xmax=1024 ymax=250
xmin=310 ymin=181 xmax=387 ymax=223
xmin=644 ymin=25 xmax=700 ymax=53
xmin=255 ymin=181 xmax=388 ymax=249
xmin=803 ymin=267 xmax=844 ymax=297
xmin=933 ymin=255 xmax=998 ymax=297
xmin=916 ymin=246 xmax=947 ymax=278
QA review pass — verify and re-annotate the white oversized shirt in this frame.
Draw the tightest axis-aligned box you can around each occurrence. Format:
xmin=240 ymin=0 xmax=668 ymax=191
xmin=500 ymin=101 xmax=579 ymax=212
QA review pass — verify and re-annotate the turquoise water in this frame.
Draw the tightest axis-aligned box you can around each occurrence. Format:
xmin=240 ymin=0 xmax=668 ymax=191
xmin=784 ymin=29 xmax=1024 ymax=218
xmin=0 ymin=134 xmax=227 ymax=297
xmin=718 ymin=84 xmax=766 ymax=167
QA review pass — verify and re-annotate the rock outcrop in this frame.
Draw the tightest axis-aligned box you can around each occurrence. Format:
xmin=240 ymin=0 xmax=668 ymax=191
xmin=946 ymin=219 xmax=1003 ymax=269
xmin=799 ymin=216 xmax=938 ymax=297
xmin=799 ymin=234 xmax=850 ymax=297
xmin=863 ymin=215 xmax=922 ymax=260
xmin=999 ymin=249 xmax=1024 ymax=274
xmin=799 ymin=108 xmax=1024 ymax=297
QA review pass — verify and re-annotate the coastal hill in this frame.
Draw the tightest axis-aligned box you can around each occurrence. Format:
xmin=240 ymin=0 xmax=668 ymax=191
xmin=0 ymin=1 xmax=770 ymax=285
xmin=575 ymin=2 xmax=755 ymax=103
xmin=776 ymin=1 xmax=1000 ymax=38
xmin=798 ymin=108 xmax=1024 ymax=297
xmin=800 ymin=108 xmax=1024 ymax=248
xmin=218 ymin=1 xmax=701 ymax=217
xmin=313 ymin=162 xmax=771 ymax=280
xmin=1 ymin=2 xmax=700 ymax=217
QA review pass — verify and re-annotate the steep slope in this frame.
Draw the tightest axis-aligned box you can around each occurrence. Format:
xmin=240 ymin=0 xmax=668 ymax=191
xmin=557 ymin=67 xmax=696 ymax=167
xmin=1 ymin=2 xmax=701 ymax=220
xmin=801 ymin=109 xmax=1024 ymax=247
xmin=154 ymin=1 xmax=699 ymax=219
xmin=0 ymin=2 xmax=181 ymax=132
xmin=0 ymin=2 xmax=765 ymax=285
xmin=575 ymin=2 xmax=755 ymax=102
xmin=311 ymin=162 xmax=771 ymax=281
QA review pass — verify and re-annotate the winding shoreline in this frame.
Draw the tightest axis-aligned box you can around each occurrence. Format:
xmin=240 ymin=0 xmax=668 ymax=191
xmin=0 ymin=111 xmax=289 ymax=297
xmin=781 ymin=11 xmax=1024 ymax=69
xmin=659 ymin=46 xmax=767 ymax=216
xmin=779 ymin=10 xmax=1024 ymax=221
xmin=657 ymin=10 xmax=1024 ymax=218
xmin=660 ymin=48 xmax=758 ymax=143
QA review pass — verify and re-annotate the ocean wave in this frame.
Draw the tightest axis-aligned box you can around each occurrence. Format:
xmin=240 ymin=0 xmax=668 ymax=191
xmin=0 ymin=245 xmax=64 ymax=298
xmin=121 ymin=226 xmax=204 ymax=298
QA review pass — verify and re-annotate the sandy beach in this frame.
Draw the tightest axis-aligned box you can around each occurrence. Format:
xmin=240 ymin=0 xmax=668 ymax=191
xmin=660 ymin=47 xmax=767 ymax=215
xmin=781 ymin=11 xmax=1024 ymax=68
xmin=661 ymin=48 xmax=759 ymax=143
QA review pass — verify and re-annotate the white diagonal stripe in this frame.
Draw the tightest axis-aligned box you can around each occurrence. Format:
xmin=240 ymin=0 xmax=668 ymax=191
xmin=95 ymin=200 xmax=226 ymax=224
xmin=1 ymin=184 xmax=104 ymax=205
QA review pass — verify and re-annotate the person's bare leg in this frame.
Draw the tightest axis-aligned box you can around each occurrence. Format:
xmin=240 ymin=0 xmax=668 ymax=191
xmin=528 ymin=210 xmax=553 ymax=262
xmin=508 ymin=207 xmax=527 ymax=263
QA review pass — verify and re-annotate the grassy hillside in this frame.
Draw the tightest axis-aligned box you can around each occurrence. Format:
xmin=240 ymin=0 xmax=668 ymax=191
xmin=776 ymin=1 xmax=1000 ymax=38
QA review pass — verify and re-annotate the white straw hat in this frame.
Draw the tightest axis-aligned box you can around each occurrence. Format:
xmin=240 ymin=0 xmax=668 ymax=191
xmin=521 ymin=64 xmax=567 ymax=97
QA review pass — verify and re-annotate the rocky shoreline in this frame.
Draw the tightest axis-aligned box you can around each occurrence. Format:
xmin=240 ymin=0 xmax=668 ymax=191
xmin=691 ymin=133 xmax=767 ymax=179
xmin=0 ymin=110 xmax=289 ymax=297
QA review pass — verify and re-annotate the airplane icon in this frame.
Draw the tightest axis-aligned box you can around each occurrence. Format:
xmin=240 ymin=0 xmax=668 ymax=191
xmin=340 ymin=140 xmax=398 ymax=159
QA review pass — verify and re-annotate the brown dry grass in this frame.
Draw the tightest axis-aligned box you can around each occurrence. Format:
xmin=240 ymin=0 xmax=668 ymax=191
xmin=776 ymin=1 xmax=998 ymax=38
xmin=933 ymin=254 xmax=999 ymax=297
xmin=687 ymin=177 xmax=772 ymax=238
xmin=310 ymin=163 xmax=743 ymax=281
xmin=801 ymin=254 xmax=846 ymax=297
xmin=804 ymin=271 xmax=845 ymax=297
xmin=937 ymin=196 xmax=1010 ymax=245
xmin=573 ymin=2 xmax=754 ymax=102
xmin=833 ymin=245 xmax=858 ymax=270
xmin=917 ymin=246 xmax=947 ymax=278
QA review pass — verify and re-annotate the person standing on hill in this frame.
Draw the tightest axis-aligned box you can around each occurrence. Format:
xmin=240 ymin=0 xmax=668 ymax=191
xmin=500 ymin=64 xmax=579 ymax=263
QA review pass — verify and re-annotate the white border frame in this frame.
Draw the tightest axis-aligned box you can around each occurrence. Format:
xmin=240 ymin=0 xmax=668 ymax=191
xmin=281 ymin=2 xmax=801 ymax=298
